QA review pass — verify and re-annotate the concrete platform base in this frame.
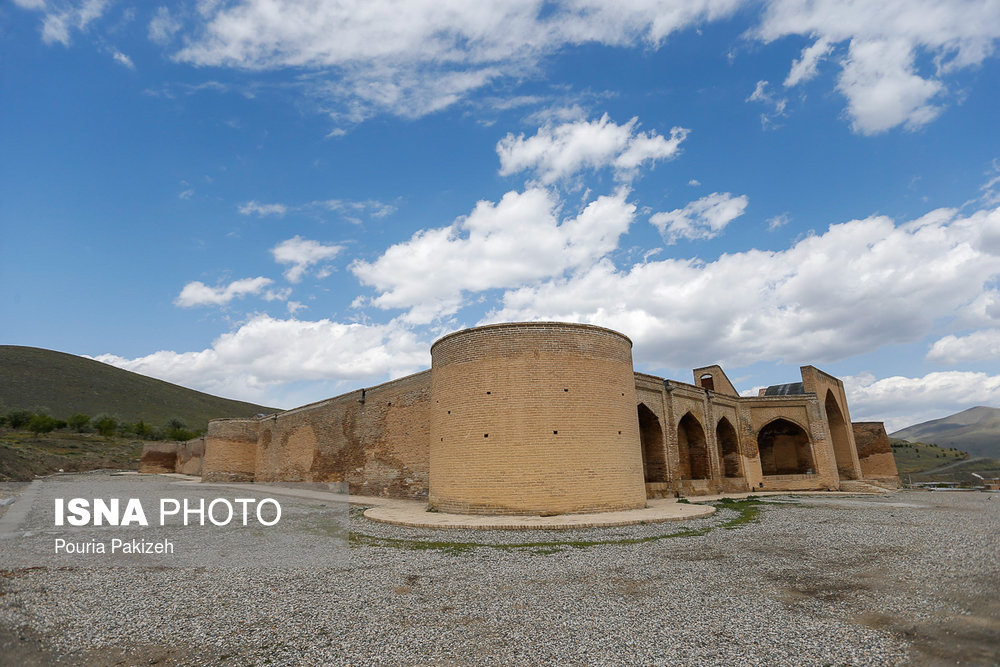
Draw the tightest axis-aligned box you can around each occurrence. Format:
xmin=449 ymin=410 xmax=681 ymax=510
xmin=363 ymin=497 xmax=716 ymax=530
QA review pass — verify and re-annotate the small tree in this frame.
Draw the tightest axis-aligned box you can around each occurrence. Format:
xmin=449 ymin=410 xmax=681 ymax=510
xmin=27 ymin=414 xmax=58 ymax=437
xmin=67 ymin=413 xmax=90 ymax=432
xmin=92 ymin=414 xmax=118 ymax=438
xmin=165 ymin=418 xmax=194 ymax=441
xmin=7 ymin=410 xmax=34 ymax=430
xmin=134 ymin=420 xmax=155 ymax=438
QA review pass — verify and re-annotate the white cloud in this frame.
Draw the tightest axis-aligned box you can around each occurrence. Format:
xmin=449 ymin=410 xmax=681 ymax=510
xmin=746 ymin=80 xmax=787 ymax=129
xmin=111 ymin=49 xmax=135 ymax=69
xmin=650 ymin=192 xmax=748 ymax=243
xmin=845 ymin=370 xmax=1000 ymax=432
xmin=14 ymin=1 xmax=999 ymax=134
xmin=271 ymin=236 xmax=344 ymax=283
xmin=92 ymin=315 xmax=429 ymax=406
xmin=486 ymin=206 xmax=1000 ymax=371
xmin=238 ymin=201 xmax=288 ymax=217
xmin=767 ymin=213 xmax=790 ymax=230
xmin=170 ymin=0 xmax=744 ymax=122
xmin=837 ymin=38 xmax=944 ymax=134
xmin=927 ymin=329 xmax=1000 ymax=364
xmin=175 ymin=276 xmax=275 ymax=308
xmin=22 ymin=0 xmax=110 ymax=46
xmin=312 ymin=199 xmax=397 ymax=222
xmin=756 ymin=0 xmax=1000 ymax=134
xmin=497 ymin=115 xmax=688 ymax=184
xmin=784 ymin=37 xmax=832 ymax=87
xmin=237 ymin=198 xmax=394 ymax=222
xmin=351 ymin=187 xmax=635 ymax=323
xmin=148 ymin=6 xmax=181 ymax=45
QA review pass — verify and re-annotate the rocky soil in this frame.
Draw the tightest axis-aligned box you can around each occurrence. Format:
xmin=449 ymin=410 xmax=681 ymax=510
xmin=1 ymin=475 xmax=997 ymax=665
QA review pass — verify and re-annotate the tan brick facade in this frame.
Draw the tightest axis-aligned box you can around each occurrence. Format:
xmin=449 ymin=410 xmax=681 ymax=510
xmin=429 ymin=323 xmax=645 ymax=515
xmin=173 ymin=321 xmax=898 ymax=513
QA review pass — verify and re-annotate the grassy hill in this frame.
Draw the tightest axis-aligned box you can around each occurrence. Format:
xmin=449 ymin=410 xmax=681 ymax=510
xmin=0 ymin=345 xmax=277 ymax=431
xmin=890 ymin=406 xmax=1000 ymax=458
xmin=890 ymin=438 xmax=969 ymax=475
xmin=0 ymin=431 xmax=144 ymax=481
xmin=890 ymin=438 xmax=1000 ymax=485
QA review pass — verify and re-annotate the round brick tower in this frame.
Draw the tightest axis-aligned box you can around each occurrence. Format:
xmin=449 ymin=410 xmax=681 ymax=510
xmin=429 ymin=322 xmax=645 ymax=515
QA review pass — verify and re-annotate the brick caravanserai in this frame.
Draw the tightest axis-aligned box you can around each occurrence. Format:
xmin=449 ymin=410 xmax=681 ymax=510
xmin=141 ymin=322 xmax=900 ymax=515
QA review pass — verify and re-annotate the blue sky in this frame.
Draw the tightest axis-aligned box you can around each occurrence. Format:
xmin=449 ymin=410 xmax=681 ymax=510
xmin=3 ymin=0 xmax=999 ymax=430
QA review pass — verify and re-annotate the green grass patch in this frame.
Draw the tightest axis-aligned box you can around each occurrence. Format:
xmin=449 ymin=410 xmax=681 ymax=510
xmin=349 ymin=497 xmax=765 ymax=555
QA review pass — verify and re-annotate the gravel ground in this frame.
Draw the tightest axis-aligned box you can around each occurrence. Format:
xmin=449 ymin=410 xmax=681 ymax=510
xmin=1 ymin=473 xmax=998 ymax=666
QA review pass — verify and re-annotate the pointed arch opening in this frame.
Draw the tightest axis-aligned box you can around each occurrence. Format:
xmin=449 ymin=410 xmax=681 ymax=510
xmin=825 ymin=390 xmax=858 ymax=480
xmin=678 ymin=412 xmax=710 ymax=480
xmin=638 ymin=403 xmax=666 ymax=483
xmin=716 ymin=417 xmax=741 ymax=478
xmin=757 ymin=418 xmax=814 ymax=475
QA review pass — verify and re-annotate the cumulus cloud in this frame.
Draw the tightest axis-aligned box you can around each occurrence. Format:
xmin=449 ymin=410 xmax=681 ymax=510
xmin=271 ymin=236 xmax=344 ymax=283
xmin=351 ymin=187 xmax=635 ymax=323
xmin=837 ymin=38 xmax=944 ymax=134
xmin=756 ymin=0 xmax=1000 ymax=133
xmin=650 ymin=192 xmax=748 ymax=243
xmin=497 ymin=115 xmax=689 ymax=184
xmin=238 ymin=201 xmax=288 ymax=217
xmin=927 ymin=329 xmax=1000 ymax=364
xmin=174 ymin=276 xmax=275 ymax=308
xmin=845 ymin=370 xmax=1000 ymax=431
xmin=485 ymin=206 xmax=1000 ymax=371
xmin=92 ymin=315 xmax=429 ymax=406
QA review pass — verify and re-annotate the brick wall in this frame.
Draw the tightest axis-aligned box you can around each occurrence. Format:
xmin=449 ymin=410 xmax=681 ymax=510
xmin=203 ymin=419 xmax=259 ymax=482
xmin=253 ymin=371 xmax=432 ymax=498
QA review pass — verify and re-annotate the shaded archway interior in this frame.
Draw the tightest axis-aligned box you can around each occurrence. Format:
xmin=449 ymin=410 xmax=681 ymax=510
xmin=757 ymin=418 xmax=814 ymax=475
xmin=716 ymin=417 xmax=741 ymax=478
xmin=638 ymin=403 xmax=667 ymax=483
xmin=678 ymin=412 xmax=710 ymax=480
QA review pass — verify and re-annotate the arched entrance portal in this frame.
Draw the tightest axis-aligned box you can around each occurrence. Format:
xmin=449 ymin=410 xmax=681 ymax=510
xmin=638 ymin=404 xmax=666 ymax=483
xmin=825 ymin=391 xmax=858 ymax=480
xmin=758 ymin=419 xmax=814 ymax=475
xmin=716 ymin=417 xmax=741 ymax=478
xmin=678 ymin=412 xmax=710 ymax=480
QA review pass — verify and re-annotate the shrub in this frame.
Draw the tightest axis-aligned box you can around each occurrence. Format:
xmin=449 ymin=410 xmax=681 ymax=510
xmin=67 ymin=414 xmax=90 ymax=432
xmin=27 ymin=414 xmax=59 ymax=436
xmin=7 ymin=410 xmax=34 ymax=430
xmin=92 ymin=414 xmax=118 ymax=437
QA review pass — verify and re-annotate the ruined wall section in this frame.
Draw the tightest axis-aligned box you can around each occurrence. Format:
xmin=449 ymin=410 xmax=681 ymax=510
xmin=139 ymin=442 xmax=179 ymax=474
xmin=852 ymin=421 xmax=901 ymax=487
xmin=176 ymin=438 xmax=204 ymax=476
xmin=203 ymin=419 xmax=259 ymax=482
xmin=254 ymin=371 xmax=431 ymax=499
xmin=430 ymin=323 xmax=644 ymax=515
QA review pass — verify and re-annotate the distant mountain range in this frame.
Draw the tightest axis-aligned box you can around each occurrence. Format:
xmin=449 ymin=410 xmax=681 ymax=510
xmin=890 ymin=406 xmax=1000 ymax=459
xmin=0 ymin=345 xmax=277 ymax=430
